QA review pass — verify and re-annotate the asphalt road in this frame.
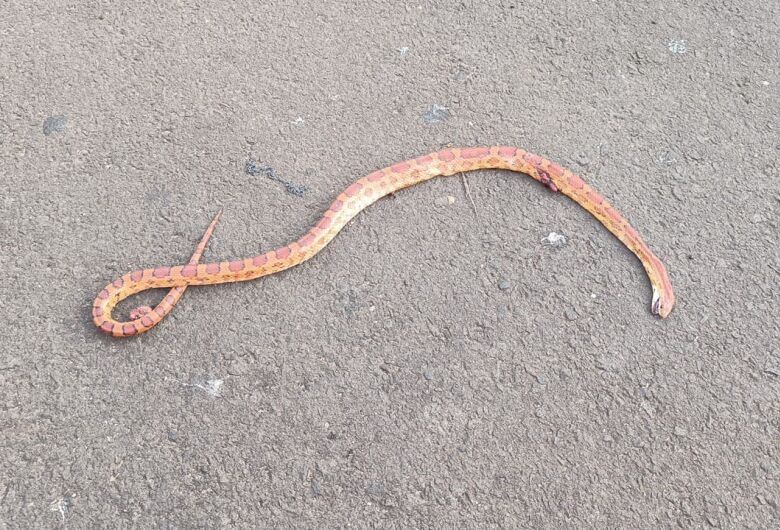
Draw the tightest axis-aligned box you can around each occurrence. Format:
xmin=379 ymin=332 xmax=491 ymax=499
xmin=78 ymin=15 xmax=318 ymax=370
xmin=1 ymin=1 xmax=778 ymax=528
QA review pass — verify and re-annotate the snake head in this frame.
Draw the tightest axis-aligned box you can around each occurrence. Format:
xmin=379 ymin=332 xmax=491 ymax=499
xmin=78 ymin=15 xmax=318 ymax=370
xmin=651 ymin=286 xmax=675 ymax=319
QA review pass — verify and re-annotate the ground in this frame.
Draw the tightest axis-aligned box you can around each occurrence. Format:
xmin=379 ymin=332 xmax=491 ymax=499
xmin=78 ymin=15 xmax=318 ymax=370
xmin=1 ymin=1 xmax=778 ymax=528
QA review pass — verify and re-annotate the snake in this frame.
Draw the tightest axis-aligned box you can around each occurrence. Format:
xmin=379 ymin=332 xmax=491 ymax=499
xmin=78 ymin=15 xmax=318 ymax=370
xmin=93 ymin=146 xmax=675 ymax=337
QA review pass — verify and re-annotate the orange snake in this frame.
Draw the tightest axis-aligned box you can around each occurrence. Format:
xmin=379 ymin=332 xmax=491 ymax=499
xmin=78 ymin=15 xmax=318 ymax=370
xmin=93 ymin=147 xmax=675 ymax=337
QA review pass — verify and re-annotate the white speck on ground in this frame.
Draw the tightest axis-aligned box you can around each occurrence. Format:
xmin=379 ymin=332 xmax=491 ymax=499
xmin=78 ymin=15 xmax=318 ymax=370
xmin=423 ymin=104 xmax=450 ymax=124
xmin=170 ymin=376 xmax=225 ymax=397
xmin=542 ymin=232 xmax=567 ymax=247
xmin=435 ymin=195 xmax=457 ymax=206
xmin=195 ymin=378 xmax=224 ymax=397
xmin=668 ymin=38 xmax=687 ymax=54
xmin=49 ymin=496 xmax=71 ymax=522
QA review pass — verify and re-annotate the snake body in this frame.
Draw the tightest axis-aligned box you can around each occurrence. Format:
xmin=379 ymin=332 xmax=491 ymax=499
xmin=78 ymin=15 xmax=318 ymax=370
xmin=93 ymin=146 xmax=675 ymax=337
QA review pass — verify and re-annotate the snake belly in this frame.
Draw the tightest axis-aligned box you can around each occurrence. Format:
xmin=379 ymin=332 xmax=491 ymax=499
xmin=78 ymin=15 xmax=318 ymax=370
xmin=93 ymin=146 xmax=675 ymax=337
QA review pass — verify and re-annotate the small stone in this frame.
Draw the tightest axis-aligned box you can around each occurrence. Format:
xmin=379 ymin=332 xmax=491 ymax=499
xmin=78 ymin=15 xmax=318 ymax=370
xmin=447 ymin=195 xmax=456 ymax=204
xmin=668 ymin=38 xmax=687 ymax=54
xmin=751 ymin=213 xmax=762 ymax=223
xmin=575 ymin=153 xmax=590 ymax=166
xmin=423 ymin=104 xmax=450 ymax=125
xmin=498 ymin=279 xmax=511 ymax=290
xmin=659 ymin=150 xmax=677 ymax=165
xmin=167 ymin=430 xmax=178 ymax=442
xmin=423 ymin=369 xmax=433 ymax=381
xmin=674 ymin=426 xmax=687 ymax=437
xmin=43 ymin=115 xmax=68 ymax=135
xmin=367 ymin=483 xmax=385 ymax=496
xmin=542 ymin=232 xmax=567 ymax=247
xmin=564 ymin=309 xmax=578 ymax=321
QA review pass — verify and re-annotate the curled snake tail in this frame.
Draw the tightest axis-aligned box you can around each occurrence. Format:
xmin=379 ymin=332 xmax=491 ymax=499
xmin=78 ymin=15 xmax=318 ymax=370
xmin=94 ymin=211 xmax=225 ymax=337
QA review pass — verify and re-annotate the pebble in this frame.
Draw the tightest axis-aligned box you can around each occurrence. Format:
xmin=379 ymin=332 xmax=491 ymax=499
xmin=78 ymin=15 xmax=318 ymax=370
xmin=434 ymin=195 xmax=456 ymax=206
xmin=43 ymin=115 xmax=68 ymax=135
xmin=367 ymin=483 xmax=385 ymax=495
xmin=423 ymin=104 xmax=450 ymax=124
xmin=498 ymin=279 xmax=511 ymax=290
xmin=668 ymin=38 xmax=687 ymax=54
xmin=564 ymin=309 xmax=578 ymax=321
xmin=542 ymin=232 xmax=567 ymax=247
xmin=423 ymin=369 xmax=433 ymax=381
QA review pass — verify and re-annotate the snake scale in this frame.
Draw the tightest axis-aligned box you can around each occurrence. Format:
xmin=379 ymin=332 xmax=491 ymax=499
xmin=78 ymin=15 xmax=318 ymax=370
xmin=93 ymin=147 xmax=675 ymax=337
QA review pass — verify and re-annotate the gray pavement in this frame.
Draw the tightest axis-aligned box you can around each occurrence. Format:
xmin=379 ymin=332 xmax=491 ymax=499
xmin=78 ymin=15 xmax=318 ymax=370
xmin=1 ymin=1 xmax=778 ymax=528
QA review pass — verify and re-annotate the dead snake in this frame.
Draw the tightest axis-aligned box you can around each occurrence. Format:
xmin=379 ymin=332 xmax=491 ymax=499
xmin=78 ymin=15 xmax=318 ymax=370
xmin=93 ymin=147 xmax=675 ymax=337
